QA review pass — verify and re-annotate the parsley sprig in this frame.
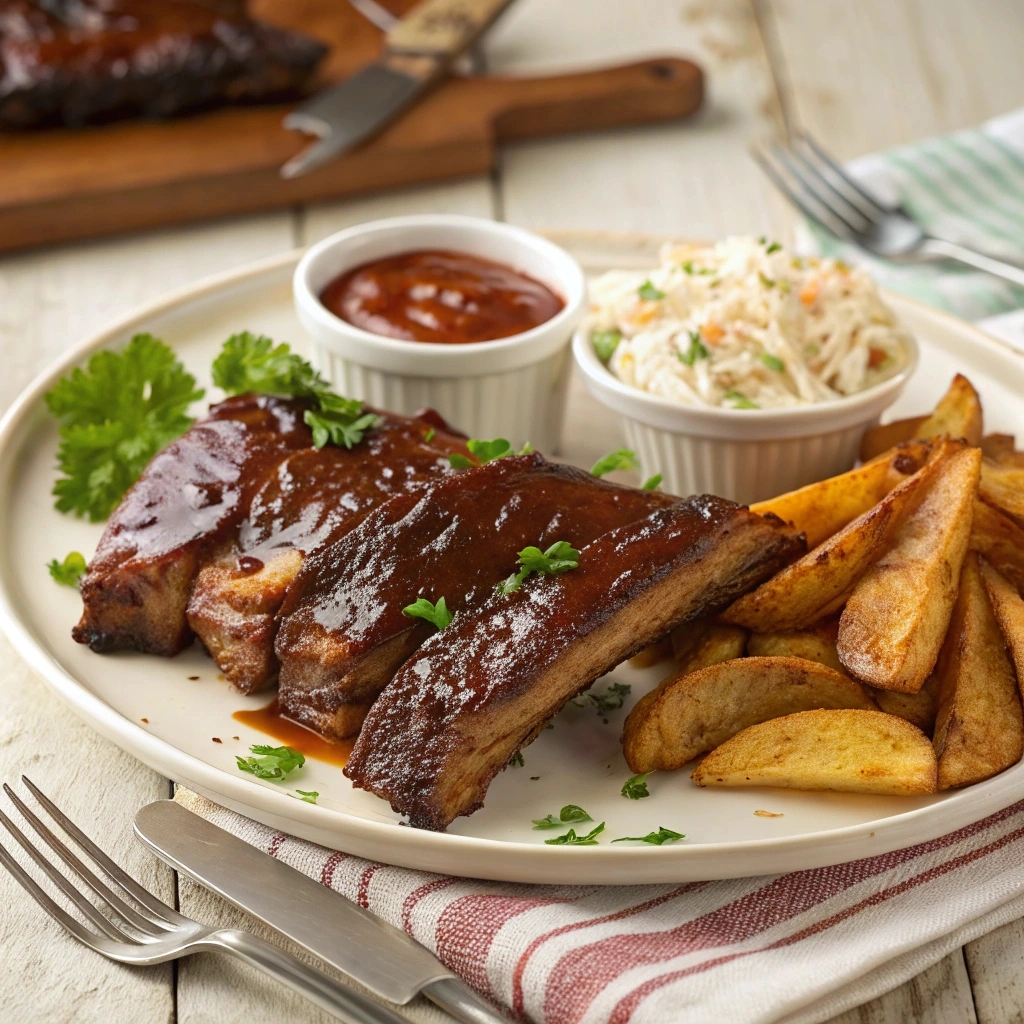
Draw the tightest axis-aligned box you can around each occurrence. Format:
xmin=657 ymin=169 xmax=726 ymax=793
xmin=497 ymin=541 xmax=580 ymax=596
xmin=592 ymin=329 xmax=622 ymax=362
xmin=724 ymin=389 xmax=760 ymax=410
xmin=612 ymin=827 xmax=684 ymax=845
xmin=291 ymin=789 xmax=319 ymax=804
xmin=678 ymin=330 xmax=709 ymax=366
xmin=45 ymin=334 xmax=204 ymax=521
xmin=448 ymin=437 xmax=531 ymax=469
xmin=532 ymin=805 xmax=593 ymax=830
xmin=574 ymin=682 xmax=631 ymax=717
xmin=638 ymin=281 xmax=665 ymax=301
xmin=642 ymin=474 xmax=663 ymax=491
xmin=544 ymin=822 xmax=605 ymax=846
xmin=402 ymin=596 xmax=452 ymax=631
xmin=48 ymin=551 xmax=87 ymax=588
xmin=591 ymin=448 xmax=638 ymax=477
xmin=235 ymin=744 xmax=305 ymax=781
xmin=622 ymin=772 xmax=654 ymax=800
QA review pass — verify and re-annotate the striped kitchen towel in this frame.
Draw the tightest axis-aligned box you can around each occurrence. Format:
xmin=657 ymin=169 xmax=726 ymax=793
xmin=806 ymin=107 xmax=1024 ymax=353
xmin=175 ymin=788 xmax=1024 ymax=1024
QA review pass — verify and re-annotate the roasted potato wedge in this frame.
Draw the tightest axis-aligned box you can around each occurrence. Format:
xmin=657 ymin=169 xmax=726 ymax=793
xmin=979 ymin=460 xmax=1024 ymax=530
xmin=630 ymin=637 xmax=675 ymax=668
xmin=691 ymin=709 xmax=937 ymax=796
xmin=859 ymin=416 xmax=927 ymax=462
xmin=723 ymin=450 xmax=945 ymax=633
xmin=838 ymin=445 xmax=979 ymax=692
xmin=913 ymin=374 xmax=984 ymax=447
xmin=747 ymin=621 xmax=842 ymax=672
xmin=979 ymin=558 xmax=1024 ymax=691
xmin=932 ymin=553 xmax=1024 ymax=789
xmin=623 ymin=656 xmax=877 ymax=773
xmin=970 ymin=499 xmax=1024 ymax=596
xmin=752 ymin=441 xmax=930 ymax=550
xmin=670 ymin=619 xmax=748 ymax=673
xmin=981 ymin=434 xmax=1024 ymax=468
xmin=871 ymin=676 xmax=939 ymax=734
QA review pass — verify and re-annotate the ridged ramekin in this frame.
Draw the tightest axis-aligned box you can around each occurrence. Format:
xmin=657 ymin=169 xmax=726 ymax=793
xmin=294 ymin=215 xmax=586 ymax=452
xmin=573 ymin=325 xmax=919 ymax=505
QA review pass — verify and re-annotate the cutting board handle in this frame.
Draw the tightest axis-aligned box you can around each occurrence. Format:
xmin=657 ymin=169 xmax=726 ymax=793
xmin=478 ymin=57 xmax=704 ymax=141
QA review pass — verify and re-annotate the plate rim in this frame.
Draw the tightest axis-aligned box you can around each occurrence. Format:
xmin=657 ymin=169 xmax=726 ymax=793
xmin=1 ymin=239 xmax=1022 ymax=884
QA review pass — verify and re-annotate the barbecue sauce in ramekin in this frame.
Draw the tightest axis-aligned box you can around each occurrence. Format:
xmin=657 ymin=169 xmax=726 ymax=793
xmin=319 ymin=249 xmax=564 ymax=344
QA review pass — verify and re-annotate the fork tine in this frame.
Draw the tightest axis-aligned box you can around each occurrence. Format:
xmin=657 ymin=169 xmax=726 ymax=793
xmin=0 ymin=806 xmax=133 ymax=942
xmin=22 ymin=776 xmax=186 ymax=925
xmin=752 ymin=147 xmax=858 ymax=243
xmin=8 ymin=782 xmax=172 ymax=935
xmin=0 ymin=834 xmax=106 ymax=952
xmin=770 ymin=144 xmax=873 ymax=233
xmin=795 ymin=131 xmax=892 ymax=217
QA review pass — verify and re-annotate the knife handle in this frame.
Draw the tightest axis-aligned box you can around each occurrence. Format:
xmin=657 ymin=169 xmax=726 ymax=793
xmin=202 ymin=928 xmax=410 ymax=1024
xmin=386 ymin=0 xmax=517 ymax=57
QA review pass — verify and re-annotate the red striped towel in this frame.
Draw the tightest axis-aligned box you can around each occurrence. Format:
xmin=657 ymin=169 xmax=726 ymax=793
xmin=175 ymin=789 xmax=1024 ymax=1024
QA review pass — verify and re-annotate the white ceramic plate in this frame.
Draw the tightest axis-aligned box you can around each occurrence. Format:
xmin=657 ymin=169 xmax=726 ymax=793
xmin=1 ymin=234 xmax=1023 ymax=885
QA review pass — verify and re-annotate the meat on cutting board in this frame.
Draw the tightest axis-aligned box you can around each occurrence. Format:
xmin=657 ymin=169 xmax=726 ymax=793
xmin=274 ymin=453 xmax=674 ymax=740
xmin=344 ymin=497 xmax=805 ymax=831
xmin=0 ymin=0 xmax=327 ymax=130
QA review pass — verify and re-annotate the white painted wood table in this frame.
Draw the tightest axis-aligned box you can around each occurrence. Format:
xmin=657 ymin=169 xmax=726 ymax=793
xmin=2 ymin=2 xmax=1023 ymax=1021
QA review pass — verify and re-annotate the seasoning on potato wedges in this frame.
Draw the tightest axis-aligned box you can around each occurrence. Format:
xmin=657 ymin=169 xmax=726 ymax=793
xmin=871 ymin=676 xmax=939 ymax=734
xmin=691 ymin=708 xmax=937 ymax=795
xmin=747 ymin=620 xmax=842 ymax=672
xmin=670 ymin=619 xmax=748 ymax=673
xmin=970 ymin=499 xmax=1024 ymax=596
xmin=623 ymin=656 xmax=877 ymax=774
xmin=838 ymin=444 xmax=979 ymax=692
xmin=913 ymin=373 xmax=984 ymax=447
xmin=979 ymin=558 xmax=1024 ymax=692
xmin=859 ymin=415 xmax=927 ymax=463
xmin=979 ymin=460 xmax=1024 ymax=530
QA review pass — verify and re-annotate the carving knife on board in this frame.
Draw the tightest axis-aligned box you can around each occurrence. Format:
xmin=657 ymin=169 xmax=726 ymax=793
xmin=281 ymin=0 xmax=518 ymax=178
xmin=135 ymin=800 xmax=506 ymax=1024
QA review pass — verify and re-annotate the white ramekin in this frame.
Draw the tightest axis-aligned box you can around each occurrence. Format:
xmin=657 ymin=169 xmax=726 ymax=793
xmin=294 ymin=215 xmax=586 ymax=452
xmin=573 ymin=326 xmax=920 ymax=505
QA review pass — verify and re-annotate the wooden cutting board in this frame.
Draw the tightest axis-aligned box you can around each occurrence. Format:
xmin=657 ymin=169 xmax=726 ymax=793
xmin=0 ymin=1 xmax=703 ymax=254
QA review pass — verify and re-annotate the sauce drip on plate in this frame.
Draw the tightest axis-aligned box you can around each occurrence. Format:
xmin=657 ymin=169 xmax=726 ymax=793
xmin=320 ymin=249 xmax=564 ymax=344
xmin=233 ymin=701 xmax=354 ymax=767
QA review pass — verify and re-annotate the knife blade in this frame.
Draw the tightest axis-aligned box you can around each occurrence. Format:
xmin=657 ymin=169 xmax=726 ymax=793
xmin=134 ymin=801 xmax=506 ymax=1024
xmin=282 ymin=0 xmax=518 ymax=178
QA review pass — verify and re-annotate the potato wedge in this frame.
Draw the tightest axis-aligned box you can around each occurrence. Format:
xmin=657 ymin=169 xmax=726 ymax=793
xmin=838 ymin=445 xmax=980 ymax=692
xmin=623 ymin=657 xmax=877 ymax=773
xmin=752 ymin=441 xmax=931 ymax=549
xmin=723 ymin=449 xmax=945 ymax=633
xmin=860 ymin=416 xmax=926 ymax=462
xmin=747 ymin=621 xmax=842 ymax=672
xmin=979 ymin=558 xmax=1024 ymax=693
xmin=691 ymin=709 xmax=937 ymax=796
xmin=872 ymin=676 xmax=939 ymax=734
xmin=914 ymin=374 xmax=984 ymax=447
xmin=932 ymin=553 xmax=1024 ymax=789
xmin=630 ymin=637 xmax=674 ymax=668
xmin=979 ymin=460 xmax=1024 ymax=530
xmin=981 ymin=434 xmax=1024 ymax=468
xmin=970 ymin=499 xmax=1024 ymax=596
xmin=670 ymin=619 xmax=748 ymax=673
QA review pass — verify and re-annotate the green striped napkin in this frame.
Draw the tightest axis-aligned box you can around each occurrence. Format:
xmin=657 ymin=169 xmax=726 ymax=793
xmin=805 ymin=109 xmax=1024 ymax=336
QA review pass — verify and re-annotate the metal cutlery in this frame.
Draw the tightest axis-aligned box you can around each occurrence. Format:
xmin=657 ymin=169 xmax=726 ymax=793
xmin=0 ymin=777 xmax=408 ymax=1024
xmin=755 ymin=131 xmax=1024 ymax=288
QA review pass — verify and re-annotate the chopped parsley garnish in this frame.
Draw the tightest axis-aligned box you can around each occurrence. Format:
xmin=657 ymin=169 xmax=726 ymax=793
xmin=642 ymin=474 xmax=663 ymax=491
xmin=235 ymin=744 xmax=305 ymax=781
xmin=497 ymin=541 xmax=580 ymax=596
xmin=724 ymin=389 xmax=760 ymax=410
xmin=45 ymin=333 xmax=204 ymax=521
xmin=758 ymin=272 xmax=776 ymax=289
xmin=591 ymin=448 xmax=638 ymax=477
xmin=575 ymin=682 xmax=631 ymax=716
xmin=532 ymin=804 xmax=593 ymax=830
xmin=423 ymin=427 xmax=436 ymax=443
xmin=48 ymin=551 xmax=87 ymax=587
xmin=637 ymin=281 xmax=665 ymax=301
xmin=544 ymin=822 xmax=605 ymax=846
xmin=612 ymin=826 xmax=684 ymax=845
xmin=448 ymin=437 xmax=532 ymax=468
xmin=760 ymin=353 xmax=785 ymax=373
xmin=621 ymin=772 xmax=653 ymax=800
xmin=292 ymin=790 xmax=319 ymax=804
xmin=678 ymin=330 xmax=709 ymax=366
xmin=212 ymin=332 xmax=379 ymax=451
xmin=509 ymin=751 xmax=525 ymax=768
xmin=402 ymin=596 xmax=452 ymax=631
xmin=761 ymin=239 xmax=782 ymax=254
xmin=680 ymin=262 xmax=714 ymax=275
xmin=592 ymin=329 xmax=623 ymax=362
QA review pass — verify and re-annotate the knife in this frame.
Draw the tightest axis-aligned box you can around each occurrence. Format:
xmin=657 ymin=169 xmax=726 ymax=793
xmin=282 ymin=0 xmax=518 ymax=179
xmin=135 ymin=800 xmax=506 ymax=1024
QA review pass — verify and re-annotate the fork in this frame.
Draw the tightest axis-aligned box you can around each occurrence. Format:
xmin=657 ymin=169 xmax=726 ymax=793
xmin=755 ymin=131 xmax=1024 ymax=288
xmin=0 ymin=777 xmax=408 ymax=1024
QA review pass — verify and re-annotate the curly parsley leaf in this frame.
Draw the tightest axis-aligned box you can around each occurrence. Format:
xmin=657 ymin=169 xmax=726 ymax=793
xmin=544 ymin=822 xmax=605 ymax=846
xmin=592 ymin=329 xmax=622 ymax=362
xmin=48 ymin=551 xmax=87 ymax=587
xmin=402 ymin=596 xmax=452 ymax=631
xmin=612 ymin=826 xmax=684 ymax=845
xmin=638 ymin=281 xmax=665 ymax=301
xmin=304 ymin=408 xmax=380 ymax=450
xmin=45 ymin=334 xmax=204 ymax=521
xmin=291 ymin=789 xmax=319 ymax=804
xmin=621 ymin=771 xmax=654 ymax=800
xmin=678 ymin=330 xmax=709 ymax=366
xmin=532 ymin=805 xmax=593 ymax=830
xmin=497 ymin=541 xmax=580 ymax=596
xmin=642 ymin=474 xmax=663 ymax=491
xmin=235 ymin=744 xmax=305 ymax=781
xmin=574 ymin=682 xmax=631 ymax=716
xmin=591 ymin=448 xmax=638 ymax=478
